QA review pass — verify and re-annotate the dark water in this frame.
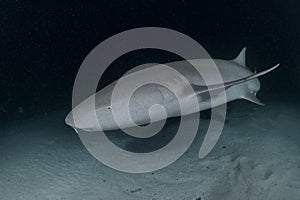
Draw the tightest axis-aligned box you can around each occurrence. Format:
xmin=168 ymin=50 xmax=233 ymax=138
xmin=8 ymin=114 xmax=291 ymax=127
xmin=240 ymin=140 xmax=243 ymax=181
xmin=1 ymin=2 xmax=300 ymax=199
xmin=1 ymin=1 xmax=299 ymax=121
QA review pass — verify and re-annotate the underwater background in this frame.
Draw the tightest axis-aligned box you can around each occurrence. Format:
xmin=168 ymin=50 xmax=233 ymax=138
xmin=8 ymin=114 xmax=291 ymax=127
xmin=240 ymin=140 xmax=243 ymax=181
xmin=1 ymin=0 xmax=299 ymax=120
xmin=1 ymin=1 xmax=300 ymax=200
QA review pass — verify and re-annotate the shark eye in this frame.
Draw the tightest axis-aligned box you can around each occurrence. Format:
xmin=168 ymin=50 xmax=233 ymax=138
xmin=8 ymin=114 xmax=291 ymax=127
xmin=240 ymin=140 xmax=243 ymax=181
xmin=107 ymin=106 xmax=112 ymax=110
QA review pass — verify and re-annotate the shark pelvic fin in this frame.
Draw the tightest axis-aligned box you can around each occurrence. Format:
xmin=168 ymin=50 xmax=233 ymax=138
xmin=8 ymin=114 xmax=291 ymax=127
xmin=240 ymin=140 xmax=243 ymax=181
xmin=243 ymin=93 xmax=265 ymax=106
xmin=233 ymin=47 xmax=246 ymax=66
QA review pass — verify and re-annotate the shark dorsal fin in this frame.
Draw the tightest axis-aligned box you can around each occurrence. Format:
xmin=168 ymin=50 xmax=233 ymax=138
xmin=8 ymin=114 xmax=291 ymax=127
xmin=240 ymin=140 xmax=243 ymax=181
xmin=233 ymin=47 xmax=246 ymax=66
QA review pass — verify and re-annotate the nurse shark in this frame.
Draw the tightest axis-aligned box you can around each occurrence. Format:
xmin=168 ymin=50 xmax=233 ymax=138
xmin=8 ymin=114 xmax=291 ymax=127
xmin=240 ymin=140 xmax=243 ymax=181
xmin=66 ymin=48 xmax=278 ymax=132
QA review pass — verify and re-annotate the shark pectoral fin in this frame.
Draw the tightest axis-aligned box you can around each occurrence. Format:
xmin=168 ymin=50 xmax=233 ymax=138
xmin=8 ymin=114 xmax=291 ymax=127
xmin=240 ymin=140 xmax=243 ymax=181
xmin=243 ymin=93 xmax=265 ymax=106
xmin=190 ymin=64 xmax=279 ymax=97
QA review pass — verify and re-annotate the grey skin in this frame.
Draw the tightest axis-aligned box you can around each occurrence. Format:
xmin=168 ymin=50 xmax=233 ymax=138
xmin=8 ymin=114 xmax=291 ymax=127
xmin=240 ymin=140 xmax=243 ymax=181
xmin=65 ymin=48 xmax=279 ymax=132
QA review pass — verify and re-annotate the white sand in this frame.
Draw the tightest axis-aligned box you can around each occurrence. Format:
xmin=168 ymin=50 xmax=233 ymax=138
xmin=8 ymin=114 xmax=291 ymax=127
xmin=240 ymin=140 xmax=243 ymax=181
xmin=0 ymin=101 xmax=299 ymax=200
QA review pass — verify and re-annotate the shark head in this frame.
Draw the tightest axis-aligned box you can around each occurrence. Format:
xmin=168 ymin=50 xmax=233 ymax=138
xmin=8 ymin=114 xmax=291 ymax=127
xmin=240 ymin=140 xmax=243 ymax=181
xmin=65 ymin=104 xmax=117 ymax=133
xmin=65 ymin=82 xmax=132 ymax=132
xmin=65 ymin=102 xmax=100 ymax=133
xmin=65 ymin=92 xmax=116 ymax=132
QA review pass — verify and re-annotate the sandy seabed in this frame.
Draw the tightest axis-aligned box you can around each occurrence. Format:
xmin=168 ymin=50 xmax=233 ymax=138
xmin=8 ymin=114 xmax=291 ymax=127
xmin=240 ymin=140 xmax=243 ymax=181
xmin=1 ymin=100 xmax=299 ymax=200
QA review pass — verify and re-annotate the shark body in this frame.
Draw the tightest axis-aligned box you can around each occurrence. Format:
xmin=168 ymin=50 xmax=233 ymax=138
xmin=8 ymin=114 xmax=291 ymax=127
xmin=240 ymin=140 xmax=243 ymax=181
xmin=65 ymin=48 xmax=278 ymax=133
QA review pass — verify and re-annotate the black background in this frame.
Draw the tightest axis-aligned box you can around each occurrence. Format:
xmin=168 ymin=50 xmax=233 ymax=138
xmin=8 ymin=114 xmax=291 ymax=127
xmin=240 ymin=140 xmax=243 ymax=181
xmin=1 ymin=0 xmax=299 ymax=120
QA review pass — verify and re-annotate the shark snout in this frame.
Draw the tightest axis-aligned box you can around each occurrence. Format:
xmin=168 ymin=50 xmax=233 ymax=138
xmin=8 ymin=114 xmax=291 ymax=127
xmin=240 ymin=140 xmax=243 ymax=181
xmin=65 ymin=111 xmax=102 ymax=133
xmin=65 ymin=113 xmax=80 ymax=133
xmin=65 ymin=113 xmax=82 ymax=132
xmin=65 ymin=112 xmax=75 ymax=127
